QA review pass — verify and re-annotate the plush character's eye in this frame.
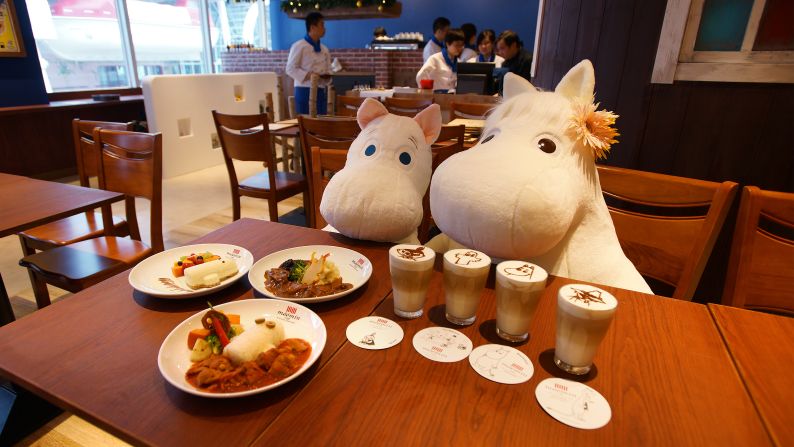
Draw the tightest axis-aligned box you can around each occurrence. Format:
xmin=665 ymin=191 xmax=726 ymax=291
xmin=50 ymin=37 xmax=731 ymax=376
xmin=364 ymin=145 xmax=376 ymax=156
xmin=481 ymin=134 xmax=495 ymax=144
xmin=399 ymin=152 xmax=412 ymax=165
xmin=538 ymin=138 xmax=556 ymax=153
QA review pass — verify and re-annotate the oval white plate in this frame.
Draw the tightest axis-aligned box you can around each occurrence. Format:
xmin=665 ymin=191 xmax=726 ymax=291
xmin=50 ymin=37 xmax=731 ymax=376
xmin=157 ymin=299 xmax=327 ymax=398
xmin=248 ymin=245 xmax=372 ymax=303
xmin=129 ymin=244 xmax=254 ymax=298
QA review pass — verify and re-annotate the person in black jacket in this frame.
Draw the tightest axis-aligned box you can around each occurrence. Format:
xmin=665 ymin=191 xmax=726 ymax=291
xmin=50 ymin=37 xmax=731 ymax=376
xmin=495 ymin=30 xmax=533 ymax=92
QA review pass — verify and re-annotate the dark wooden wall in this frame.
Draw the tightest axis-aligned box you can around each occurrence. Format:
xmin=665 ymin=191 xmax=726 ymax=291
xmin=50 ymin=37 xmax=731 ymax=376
xmin=0 ymin=100 xmax=146 ymax=179
xmin=532 ymin=0 xmax=794 ymax=303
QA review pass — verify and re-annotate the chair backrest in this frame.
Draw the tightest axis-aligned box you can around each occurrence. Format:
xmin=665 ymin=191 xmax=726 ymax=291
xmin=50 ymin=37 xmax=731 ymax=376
xmin=723 ymin=186 xmax=794 ymax=315
xmin=93 ymin=128 xmax=164 ymax=253
xmin=384 ymin=97 xmax=434 ymax=117
xmin=72 ymin=119 xmax=134 ymax=187
xmin=336 ymin=95 xmax=367 ymax=117
xmin=449 ymin=102 xmax=496 ymax=120
xmin=310 ymin=146 xmax=349 ymax=229
xmin=597 ymin=165 xmax=738 ymax=301
xmin=418 ymin=125 xmax=467 ymax=243
xmin=263 ymin=92 xmax=275 ymax=123
xmin=212 ymin=110 xmax=276 ymax=191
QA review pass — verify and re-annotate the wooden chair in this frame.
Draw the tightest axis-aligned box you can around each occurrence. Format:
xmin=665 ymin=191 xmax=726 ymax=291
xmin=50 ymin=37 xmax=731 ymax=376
xmin=450 ymin=102 xmax=497 ymax=120
xmin=309 ymin=146 xmax=349 ymax=229
xmin=298 ymin=115 xmax=360 ymax=227
xmin=19 ymin=129 xmax=164 ymax=308
xmin=336 ymin=95 xmax=367 ymax=117
xmin=384 ymin=97 xmax=434 ymax=117
xmin=17 ymin=119 xmax=132 ymax=255
xmin=723 ymin=186 xmax=794 ymax=316
xmin=212 ymin=110 xmax=308 ymax=223
xmin=419 ymin=125 xmax=467 ymax=243
xmin=597 ymin=165 xmax=738 ymax=301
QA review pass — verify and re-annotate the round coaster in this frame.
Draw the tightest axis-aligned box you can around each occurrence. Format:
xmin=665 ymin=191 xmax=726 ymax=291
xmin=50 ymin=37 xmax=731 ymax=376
xmin=412 ymin=327 xmax=473 ymax=363
xmin=346 ymin=316 xmax=404 ymax=350
xmin=468 ymin=344 xmax=534 ymax=384
xmin=535 ymin=378 xmax=612 ymax=429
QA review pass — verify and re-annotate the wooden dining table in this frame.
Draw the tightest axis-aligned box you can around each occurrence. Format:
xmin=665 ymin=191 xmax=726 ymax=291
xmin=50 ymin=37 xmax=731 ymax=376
xmin=0 ymin=173 xmax=124 ymax=325
xmin=0 ymin=219 xmax=776 ymax=446
xmin=709 ymin=304 xmax=794 ymax=446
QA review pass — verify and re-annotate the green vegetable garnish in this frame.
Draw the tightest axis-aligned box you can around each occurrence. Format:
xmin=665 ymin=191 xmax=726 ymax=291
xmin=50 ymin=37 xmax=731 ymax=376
xmin=206 ymin=334 xmax=222 ymax=354
xmin=288 ymin=260 xmax=308 ymax=282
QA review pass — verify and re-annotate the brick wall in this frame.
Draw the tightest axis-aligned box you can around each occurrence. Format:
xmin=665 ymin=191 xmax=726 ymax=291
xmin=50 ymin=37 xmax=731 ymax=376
xmin=220 ymin=49 xmax=423 ymax=89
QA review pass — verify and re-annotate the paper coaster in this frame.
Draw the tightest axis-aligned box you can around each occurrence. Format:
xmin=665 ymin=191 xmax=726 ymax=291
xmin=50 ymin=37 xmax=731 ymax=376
xmin=468 ymin=344 xmax=534 ymax=384
xmin=535 ymin=378 xmax=612 ymax=429
xmin=346 ymin=316 xmax=404 ymax=350
xmin=412 ymin=327 xmax=473 ymax=362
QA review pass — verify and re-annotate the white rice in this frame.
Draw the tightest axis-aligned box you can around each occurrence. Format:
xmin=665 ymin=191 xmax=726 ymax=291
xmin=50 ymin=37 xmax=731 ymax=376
xmin=223 ymin=319 xmax=285 ymax=365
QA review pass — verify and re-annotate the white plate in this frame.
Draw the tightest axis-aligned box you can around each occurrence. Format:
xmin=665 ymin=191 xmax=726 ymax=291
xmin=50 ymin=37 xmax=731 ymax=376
xmin=248 ymin=245 xmax=372 ymax=303
xmin=128 ymin=244 xmax=254 ymax=298
xmin=157 ymin=299 xmax=327 ymax=398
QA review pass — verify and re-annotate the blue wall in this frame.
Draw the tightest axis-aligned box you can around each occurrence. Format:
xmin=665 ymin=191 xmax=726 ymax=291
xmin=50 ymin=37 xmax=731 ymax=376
xmin=268 ymin=0 xmax=539 ymax=51
xmin=0 ymin=0 xmax=48 ymax=107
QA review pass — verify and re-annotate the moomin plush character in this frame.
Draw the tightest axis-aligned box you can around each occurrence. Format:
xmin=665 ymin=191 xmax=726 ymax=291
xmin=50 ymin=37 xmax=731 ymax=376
xmin=428 ymin=60 xmax=652 ymax=293
xmin=319 ymin=98 xmax=441 ymax=244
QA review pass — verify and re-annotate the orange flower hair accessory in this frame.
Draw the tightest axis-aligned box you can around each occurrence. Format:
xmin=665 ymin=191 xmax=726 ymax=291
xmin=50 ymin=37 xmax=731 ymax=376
xmin=568 ymin=96 xmax=619 ymax=160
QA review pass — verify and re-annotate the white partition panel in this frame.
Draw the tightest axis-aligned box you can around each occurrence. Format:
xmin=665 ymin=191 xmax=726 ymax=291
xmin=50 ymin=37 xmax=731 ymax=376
xmin=142 ymin=72 xmax=280 ymax=178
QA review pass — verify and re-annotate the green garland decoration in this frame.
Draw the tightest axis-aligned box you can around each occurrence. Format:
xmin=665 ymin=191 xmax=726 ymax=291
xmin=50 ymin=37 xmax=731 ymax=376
xmin=281 ymin=0 xmax=396 ymax=13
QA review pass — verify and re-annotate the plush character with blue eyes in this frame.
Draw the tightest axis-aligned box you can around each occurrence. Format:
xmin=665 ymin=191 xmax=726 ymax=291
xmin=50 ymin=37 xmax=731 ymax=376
xmin=428 ymin=60 xmax=651 ymax=293
xmin=319 ymin=98 xmax=441 ymax=243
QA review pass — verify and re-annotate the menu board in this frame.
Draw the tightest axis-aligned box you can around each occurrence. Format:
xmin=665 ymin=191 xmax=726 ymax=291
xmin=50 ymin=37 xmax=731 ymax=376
xmin=0 ymin=0 xmax=25 ymax=57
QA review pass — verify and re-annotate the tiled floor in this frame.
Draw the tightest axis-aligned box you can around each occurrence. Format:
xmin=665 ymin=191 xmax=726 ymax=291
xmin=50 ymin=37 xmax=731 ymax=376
xmin=4 ymin=160 xmax=305 ymax=446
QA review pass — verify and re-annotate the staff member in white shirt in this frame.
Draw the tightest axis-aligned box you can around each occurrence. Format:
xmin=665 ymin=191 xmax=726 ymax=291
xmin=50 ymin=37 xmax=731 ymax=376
xmin=286 ymin=12 xmax=331 ymax=115
xmin=422 ymin=16 xmax=450 ymax=62
xmin=459 ymin=23 xmax=478 ymax=62
xmin=416 ymin=28 xmax=465 ymax=93
xmin=467 ymin=29 xmax=504 ymax=67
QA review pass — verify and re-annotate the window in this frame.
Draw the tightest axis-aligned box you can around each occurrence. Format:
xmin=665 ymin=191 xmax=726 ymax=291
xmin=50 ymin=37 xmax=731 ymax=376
xmin=652 ymin=0 xmax=794 ymax=83
xmin=25 ymin=0 xmax=270 ymax=92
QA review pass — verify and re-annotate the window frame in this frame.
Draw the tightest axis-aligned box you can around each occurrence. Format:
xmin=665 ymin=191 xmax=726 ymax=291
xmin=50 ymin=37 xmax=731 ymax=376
xmin=652 ymin=0 xmax=794 ymax=84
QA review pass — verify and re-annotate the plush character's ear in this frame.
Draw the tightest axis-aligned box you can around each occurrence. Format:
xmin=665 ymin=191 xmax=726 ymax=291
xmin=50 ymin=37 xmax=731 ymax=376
xmin=413 ymin=104 xmax=442 ymax=144
xmin=503 ymin=72 xmax=536 ymax=100
xmin=555 ymin=59 xmax=595 ymax=100
xmin=357 ymin=98 xmax=389 ymax=129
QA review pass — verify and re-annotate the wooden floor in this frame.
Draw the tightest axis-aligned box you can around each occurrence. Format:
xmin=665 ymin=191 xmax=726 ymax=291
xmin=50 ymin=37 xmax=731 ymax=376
xmin=4 ymin=161 xmax=306 ymax=446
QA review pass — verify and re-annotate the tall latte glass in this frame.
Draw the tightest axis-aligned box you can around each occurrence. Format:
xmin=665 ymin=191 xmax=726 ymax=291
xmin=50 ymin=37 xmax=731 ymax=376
xmin=554 ymin=284 xmax=617 ymax=375
xmin=443 ymin=249 xmax=491 ymax=325
xmin=389 ymin=245 xmax=436 ymax=318
xmin=495 ymin=261 xmax=547 ymax=342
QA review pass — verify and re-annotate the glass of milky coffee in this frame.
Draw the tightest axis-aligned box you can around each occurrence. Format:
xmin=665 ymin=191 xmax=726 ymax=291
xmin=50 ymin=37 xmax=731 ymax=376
xmin=495 ymin=261 xmax=548 ymax=342
xmin=389 ymin=245 xmax=436 ymax=318
xmin=554 ymin=284 xmax=618 ymax=375
xmin=443 ymin=249 xmax=491 ymax=325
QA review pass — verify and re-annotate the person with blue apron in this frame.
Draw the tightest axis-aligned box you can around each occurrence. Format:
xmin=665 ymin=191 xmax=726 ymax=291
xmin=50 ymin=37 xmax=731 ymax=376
xmin=286 ymin=12 xmax=331 ymax=115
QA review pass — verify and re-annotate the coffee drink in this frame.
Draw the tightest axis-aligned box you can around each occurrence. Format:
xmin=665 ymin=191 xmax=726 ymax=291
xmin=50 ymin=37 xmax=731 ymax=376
xmin=495 ymin=261 xmax=547 ymax=342
xmin=443 ymin=249 xmax=491 ymax=325
xmin=554 ymin=284 xmax=617 ymax=375
xmin=389 ymin=245 xmax=436 ymax=318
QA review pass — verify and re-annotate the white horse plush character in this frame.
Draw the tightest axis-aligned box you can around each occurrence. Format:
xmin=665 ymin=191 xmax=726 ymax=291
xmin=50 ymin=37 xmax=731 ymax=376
xmin=429 ymin=60 xmax=651 ymax=293
xmin=320 ymin=98 xmax=441 ymax=244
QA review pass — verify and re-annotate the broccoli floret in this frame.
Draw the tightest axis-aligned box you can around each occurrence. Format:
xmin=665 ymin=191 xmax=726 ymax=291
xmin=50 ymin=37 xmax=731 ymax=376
xmin=288 ymin=260 xmax=309 ymax=282
xmin=206 ymin=334 xmax=222 ymax=354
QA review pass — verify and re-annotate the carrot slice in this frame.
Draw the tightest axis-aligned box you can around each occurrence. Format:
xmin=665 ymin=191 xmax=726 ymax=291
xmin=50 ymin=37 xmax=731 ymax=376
xmin=187 ymin=328 xmax=211 ymax=350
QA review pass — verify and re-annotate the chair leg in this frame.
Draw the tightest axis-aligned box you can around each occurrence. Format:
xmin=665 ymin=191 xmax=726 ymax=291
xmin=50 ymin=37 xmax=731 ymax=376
xmin=268 ymin=199 xmax=280 ymax=223
xmin=232 ymin=193 xmax=241 ymax=221
xmin=28 ymin=270 xmax=52 ymax=309
xmin=18 ymin=236 xmax=35 ymax=256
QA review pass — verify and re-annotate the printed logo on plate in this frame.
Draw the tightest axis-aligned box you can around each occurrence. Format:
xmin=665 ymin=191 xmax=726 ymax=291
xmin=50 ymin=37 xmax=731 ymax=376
xmin=412 ymin=327 xmax=472 ymax=362
xmin=468 ymin=344 xmax=533 ymax=384
xmin=534 ymin=378 xmax=612 ymax=429
xmin=274 ymin=304 xmax=302 ymax=325
xmin=346 ymin=316 xmax=404 ymax=350
xmin=349 ymin=257 xmax=368 ymax=271
xmin=226 ymin=248 xmax=243 ymax=259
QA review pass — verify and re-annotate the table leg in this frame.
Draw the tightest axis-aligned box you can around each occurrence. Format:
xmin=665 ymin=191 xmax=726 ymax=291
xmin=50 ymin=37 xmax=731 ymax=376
xmin=0 ymin=274 xmax=15 ymax=326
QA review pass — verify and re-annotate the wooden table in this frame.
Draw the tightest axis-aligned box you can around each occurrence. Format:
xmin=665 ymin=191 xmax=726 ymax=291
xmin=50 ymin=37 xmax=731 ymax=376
xmin=0 ymin=173 xmax=124 ymax=325
xmin=255 ymin=274 xmax=770 ymax=446
xmin=710 ymin=304 xmax=793 ymax=446
xmin=0 ymin=219 xmax=392 ymax=446
xmin=0 ymin=219 xmax=775 ymax=446
xmin=270 ymin=122 xmax=301 ymax=173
